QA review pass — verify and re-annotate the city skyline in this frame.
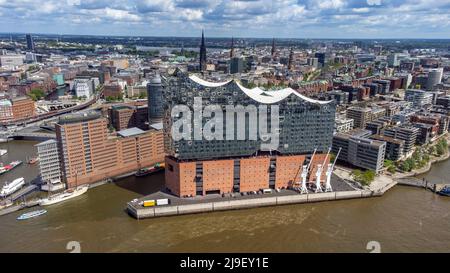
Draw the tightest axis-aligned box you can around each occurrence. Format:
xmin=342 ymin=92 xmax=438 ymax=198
xmin=1 ymin=0 xmax=449 ymax=39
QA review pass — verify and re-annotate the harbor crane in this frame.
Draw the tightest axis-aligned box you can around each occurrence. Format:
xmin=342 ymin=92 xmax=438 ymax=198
xmin=315 ymin=148 xmax=331 ymax=193
xmin=300 ymin=148 xmax=316 ymax=194
xmin=325 ymin=148 xmax=341 ymax=192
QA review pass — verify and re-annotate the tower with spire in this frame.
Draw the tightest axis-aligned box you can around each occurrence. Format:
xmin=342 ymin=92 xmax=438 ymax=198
xmin=199 ymin=30 xmax=207 ymax=71
xmin=271 ymin=38 xmax=276 ymax=58
xmin=230 ymin=37 xmax=234 ymax=59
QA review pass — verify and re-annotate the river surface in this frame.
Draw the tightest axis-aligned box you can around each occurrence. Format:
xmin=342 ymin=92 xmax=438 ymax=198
xmin=0 ymin=141 xmax=449 ymax=253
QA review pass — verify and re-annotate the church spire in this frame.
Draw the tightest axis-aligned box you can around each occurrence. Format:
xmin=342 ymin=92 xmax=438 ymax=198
xmin=230 ymin=37 xmax=234 ymax=58
xmin=199 ymin=29 xmax=207 ymax=71
xmin=271 ymin=38 xmax=275 ymax=57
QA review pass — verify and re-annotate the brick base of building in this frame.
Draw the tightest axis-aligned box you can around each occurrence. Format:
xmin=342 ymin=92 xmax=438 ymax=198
xmin=165 ymin=154 xmax=330 ymax=198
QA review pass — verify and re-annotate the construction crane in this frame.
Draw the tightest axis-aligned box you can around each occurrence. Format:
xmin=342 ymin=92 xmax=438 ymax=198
xmin=325 ymin=148 xmax=341 ymax=192
xmin=315 ymin=148 xmax=331 ymax=193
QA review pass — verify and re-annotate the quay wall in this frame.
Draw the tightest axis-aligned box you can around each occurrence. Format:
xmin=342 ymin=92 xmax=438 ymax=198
xmin=128 ymin=189 xmax=387 ymax=220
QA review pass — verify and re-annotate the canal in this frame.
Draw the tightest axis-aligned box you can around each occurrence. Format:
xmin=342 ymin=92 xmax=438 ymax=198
xmin=0 ymin=140 xmax=449 ymax=252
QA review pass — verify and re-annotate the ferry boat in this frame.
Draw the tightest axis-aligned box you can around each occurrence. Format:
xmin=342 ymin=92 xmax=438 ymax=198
xmin=438 ymin=186 xmax=450 ymax=197
xmin=0 ymin=177 xmax=25 ymax=197
xmin=17 ymin=209 xmax=47 ymax=220
xmin=39 ymin=185 xmax=89 ymax=206
xmin=135 ymin=163 xmax=165 ymax=177
xmin=0 ymin=160 xmax=23 ymax=175
xmin=0 ymin=149 xmax=7 ymax=156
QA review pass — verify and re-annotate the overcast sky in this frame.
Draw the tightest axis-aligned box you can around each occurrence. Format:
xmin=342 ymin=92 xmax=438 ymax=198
xmin=1 ymin=0 xmax=449 ymax=38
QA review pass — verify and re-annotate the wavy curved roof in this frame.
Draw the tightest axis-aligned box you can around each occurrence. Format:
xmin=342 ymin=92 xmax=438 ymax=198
xmin=189 ymin=75 xmax=331 ymax=105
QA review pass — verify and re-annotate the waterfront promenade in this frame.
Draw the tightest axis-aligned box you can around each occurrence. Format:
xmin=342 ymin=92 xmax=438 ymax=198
xmin=393 ymin=134 xmax=450 ymax=179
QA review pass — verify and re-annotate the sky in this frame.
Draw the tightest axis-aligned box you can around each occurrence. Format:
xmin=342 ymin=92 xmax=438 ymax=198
xmin=0 ymin=0 xmax=449 ymax=38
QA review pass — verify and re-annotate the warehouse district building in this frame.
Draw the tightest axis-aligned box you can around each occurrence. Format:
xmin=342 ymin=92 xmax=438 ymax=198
xmin=163 ymin=71 xmax=336 ymax=197
xmin=56 ymin=111 xmax=164 ymax=188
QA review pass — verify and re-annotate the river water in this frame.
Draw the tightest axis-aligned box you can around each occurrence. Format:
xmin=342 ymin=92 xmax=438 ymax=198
xmin=0 ymin=141 xmax=449 ymax=253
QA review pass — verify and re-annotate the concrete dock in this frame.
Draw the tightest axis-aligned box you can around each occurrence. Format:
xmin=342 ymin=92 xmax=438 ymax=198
xmin=0 ymin=199 xmax=40 ymax=216
xmin=127 ymin=180 xmax=397 ymax=220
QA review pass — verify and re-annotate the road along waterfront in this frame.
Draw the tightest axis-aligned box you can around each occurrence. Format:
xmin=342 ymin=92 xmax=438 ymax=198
xmin=0 ymin=140 xmax=449 ymax=252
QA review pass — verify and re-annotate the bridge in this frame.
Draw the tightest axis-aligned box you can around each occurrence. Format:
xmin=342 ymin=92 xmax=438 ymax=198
xmin=0 ymin=95 xmax=98 ymax=127
xmin=0 ymin=126 xmax=56 ymax=140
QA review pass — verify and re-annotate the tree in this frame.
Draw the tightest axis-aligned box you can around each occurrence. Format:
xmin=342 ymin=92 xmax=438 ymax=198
xmin=387 ymin=165 xmax=396 ymax=174
xmin=436 ymin=143 xmax=445 ymax=156
xmin=351 ymin=169 xmax=375 ymax=186
xmin=28 ymin=88 xmax=45 ymax=101
xmin=329 ymin=153 xmax=336 ymax=163
xmin=361 ymin=170 xmax=375 ymax=185
xmin=384 ymin=159 xmax=394 ymax=168
xmin=400 ymin=160 xmax=411 ymax=172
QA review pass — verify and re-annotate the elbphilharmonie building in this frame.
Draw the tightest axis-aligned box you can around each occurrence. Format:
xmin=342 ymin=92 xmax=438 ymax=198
xmin=162 ymin=70 xmax=335 ymax=197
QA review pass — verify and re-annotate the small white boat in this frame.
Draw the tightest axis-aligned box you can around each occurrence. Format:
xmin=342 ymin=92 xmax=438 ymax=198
xmin=39 ymin=185 xmax=89 ymax=206
xmin=0 ymin=149 xmax=7 ymax=156
xmin=17 ymin=209 xmax=47 ymax=220
xmin=0 ymin=177 xmax=25 ymax=197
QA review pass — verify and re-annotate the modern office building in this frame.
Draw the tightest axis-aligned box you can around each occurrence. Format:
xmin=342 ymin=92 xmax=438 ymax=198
xmin=307 ymin=57 xmax=319 ymax=68
xmin=426 ymin=68 xmax=443 ymax=90
xmin=436 ymin=96 xmax=450 ymax=109
xmin=346 ymin=107 xmax=372 ymax=129
xmin=26 ymin=34 xmax=35 ymax=52
xmin=365 ymin=120 xmax=387 ymax=135
xmin=388 ymin=53 xmax=400 ymax=67
xmin=35 ymin=139 xmax=62 ymax=183
xmin=327 ymin=90 xmax=349 ymax=105
xmin=315 ymin=52 xmax=327 ymax=68
xmin=163 ymin=71 xmax=336 ymax=197
xmin=230 ymin=57 xmax=245 ymax=74
xmin=56 ymin=111 xmax=164 ymax=188
xmin=332 ymin=132 xmax=386 ymax=173
xmin=372 ymin=79 xmax=390 ymax=94
xmin=147 ymin=74 xmax=164 ymax=123
xmin=383 ymin=125 xmax=419 ymax=155
xmin=370 ymin=134 xmax=405 ymax=161
xmin=404 ymin=89 xmax=433 ymax=108
xmin=335 ymin=117 xmax=354 ymax=133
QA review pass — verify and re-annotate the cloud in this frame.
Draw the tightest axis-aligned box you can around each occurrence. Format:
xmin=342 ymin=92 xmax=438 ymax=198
xmin=0 ymin=0 xmax=448 ymax=38
xmin=367 ymin=0 xmax=382 ymax=5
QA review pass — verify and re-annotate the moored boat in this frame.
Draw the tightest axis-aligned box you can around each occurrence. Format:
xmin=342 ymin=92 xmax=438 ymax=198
xmin=28 ymin=156 xmax=39 ymax=164
xmin=135 ymin=162 xmax=165 ymax=177
xmin=438 ymin=186 xmax=450 ymax=197
xmin=0 ymin=177 xmax=25 ymax=197
xmin=17 ymin=209 xmax=47 ymax=220
xmin=0 ymin=149 xmax=7 ymax=156
xmin=39 ymin=185 xmax=89 ymax=206
xmin=0 ymin=160 xmax=23 ymax=175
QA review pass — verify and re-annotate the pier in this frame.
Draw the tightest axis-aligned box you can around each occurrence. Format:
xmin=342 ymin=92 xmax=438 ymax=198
xmin=8 ymin=184 xmax=39 ymax=201
xmin=0 ymin=199 xmax=40 ymax=216
xmin=395 ymin=177 xmax=447 ymax=193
